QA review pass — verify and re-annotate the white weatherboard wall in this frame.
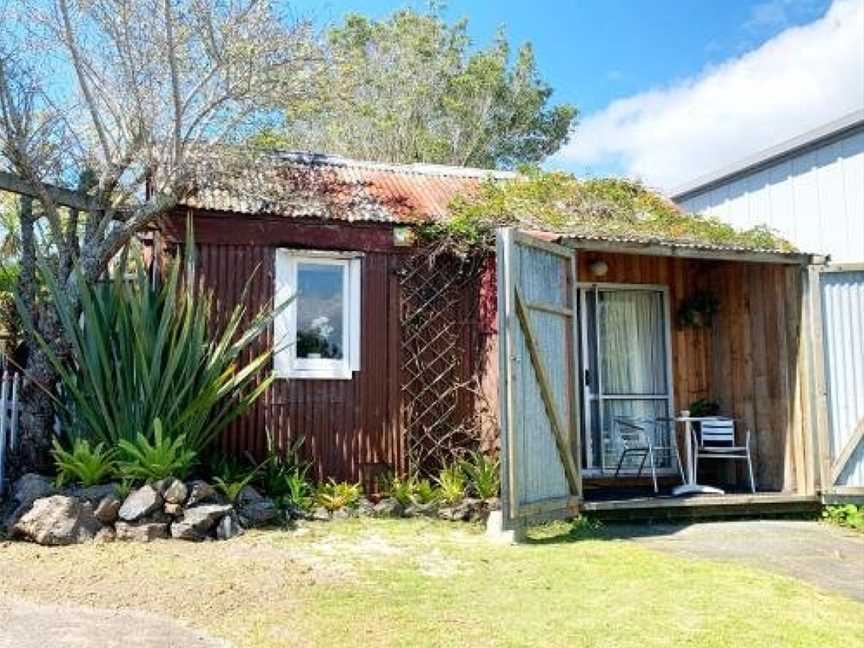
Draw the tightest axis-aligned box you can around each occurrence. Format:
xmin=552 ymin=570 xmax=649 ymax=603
xmin=677 ymin=127 xmax=864 ymax=262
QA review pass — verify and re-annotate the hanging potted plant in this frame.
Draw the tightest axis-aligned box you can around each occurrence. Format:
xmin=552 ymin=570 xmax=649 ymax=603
xmin=678 ymin=292 xmax=719 ymax=328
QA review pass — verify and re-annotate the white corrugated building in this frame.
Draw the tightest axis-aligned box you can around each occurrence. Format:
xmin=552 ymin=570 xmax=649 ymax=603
xmin=672 ymin=111 xmax=864 ymax=498
xmin=672 ymin=110 xmax=864 ymax=263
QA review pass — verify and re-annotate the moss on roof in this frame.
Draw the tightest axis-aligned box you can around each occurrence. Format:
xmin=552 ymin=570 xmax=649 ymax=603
xmin=434 ymin=169 xmax=795 ymax=252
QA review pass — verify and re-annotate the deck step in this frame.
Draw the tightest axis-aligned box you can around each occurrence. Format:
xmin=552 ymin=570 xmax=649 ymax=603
xmin=582 ymin=494 xmax=822 ymax=522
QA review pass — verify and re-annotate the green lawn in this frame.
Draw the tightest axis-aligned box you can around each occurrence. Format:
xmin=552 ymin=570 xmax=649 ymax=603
xmin=1 ymin=518 xmax=861 ymax=648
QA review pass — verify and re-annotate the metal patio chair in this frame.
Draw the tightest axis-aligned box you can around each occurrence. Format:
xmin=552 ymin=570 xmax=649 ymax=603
xmin=693 ymin=417 xmax=756 ymax=493
xmin=612 ymin=416 xmax=685 ymax=493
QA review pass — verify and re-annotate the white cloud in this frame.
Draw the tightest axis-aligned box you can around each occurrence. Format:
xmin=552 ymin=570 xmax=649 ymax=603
xmin=556 ymin=0 xmax=864 ymax=192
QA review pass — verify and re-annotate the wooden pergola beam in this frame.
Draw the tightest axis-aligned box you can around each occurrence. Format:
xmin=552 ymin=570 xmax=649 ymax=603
xmin=0 ymin=170 xmax=97 ymax=212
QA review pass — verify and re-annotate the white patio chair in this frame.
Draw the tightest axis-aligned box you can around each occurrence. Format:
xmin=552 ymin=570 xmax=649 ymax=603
xmin=692 ymin=417 xmax=756 ymax=493
xmin=612 ymin=416 xmax=685 ymax=493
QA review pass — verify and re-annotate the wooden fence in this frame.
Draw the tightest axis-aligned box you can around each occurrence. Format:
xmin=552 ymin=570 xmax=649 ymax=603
xmin=0 ymin=370 xmax=21 ymax=497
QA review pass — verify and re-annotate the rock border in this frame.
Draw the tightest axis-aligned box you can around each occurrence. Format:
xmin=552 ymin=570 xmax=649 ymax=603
xmin=4 ymin=473 xmax=501 ymax=546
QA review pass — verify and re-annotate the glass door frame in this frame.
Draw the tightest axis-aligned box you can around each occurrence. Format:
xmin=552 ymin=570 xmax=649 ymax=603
xmin=577 ymin=282 xmax=677 ymax=476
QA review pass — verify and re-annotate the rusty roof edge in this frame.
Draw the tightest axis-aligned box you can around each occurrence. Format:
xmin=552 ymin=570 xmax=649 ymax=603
xmin=514 ymin=229 xmax=819 ymax=265
xmin=558 ymin=235 xmax=819 ymax=265
xmin=271 ymin=151 xmax=517 ymax=180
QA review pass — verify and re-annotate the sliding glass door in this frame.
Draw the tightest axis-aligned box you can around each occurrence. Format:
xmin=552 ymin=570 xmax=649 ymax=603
xmin=580 ymin=285 xmax=675 ymax=474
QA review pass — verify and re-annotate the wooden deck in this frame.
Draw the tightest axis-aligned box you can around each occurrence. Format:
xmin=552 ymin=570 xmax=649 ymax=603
xmin=582 ymin=492 xmax=822 ymax=521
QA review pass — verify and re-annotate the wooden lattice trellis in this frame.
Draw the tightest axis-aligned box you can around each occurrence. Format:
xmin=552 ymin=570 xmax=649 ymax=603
xmin=398 ymin=248 xmax=487 ymax=476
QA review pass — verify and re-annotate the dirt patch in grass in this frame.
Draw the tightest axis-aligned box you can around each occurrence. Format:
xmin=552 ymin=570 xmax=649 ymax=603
xmin=1 ymin=518 xmax=862 ymax=648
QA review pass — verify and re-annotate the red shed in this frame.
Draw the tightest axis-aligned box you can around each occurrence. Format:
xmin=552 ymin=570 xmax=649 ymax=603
xmin=157 ymin=152 xmax=827 ymax=520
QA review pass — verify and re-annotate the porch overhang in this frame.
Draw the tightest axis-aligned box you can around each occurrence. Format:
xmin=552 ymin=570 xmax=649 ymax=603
xmin=517 ymin=228 xmax=822 ymax=266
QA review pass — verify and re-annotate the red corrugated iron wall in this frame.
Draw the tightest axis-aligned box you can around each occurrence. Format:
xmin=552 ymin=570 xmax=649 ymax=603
xmin=160 ymin=211 xmax=492 ymax=490
xmin=193 ymin=243 xmax=404 ymax=488
xmin=159 ymin=213 xmax=412 ymax=490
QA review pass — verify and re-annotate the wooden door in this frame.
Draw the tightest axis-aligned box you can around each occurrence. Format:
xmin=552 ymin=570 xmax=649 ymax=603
xmin=496 ymin=228 xmax=582 ymax=528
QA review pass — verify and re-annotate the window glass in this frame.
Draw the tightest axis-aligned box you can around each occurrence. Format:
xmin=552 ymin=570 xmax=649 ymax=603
xmin=296 ymin=262 xmax=344 ymax=360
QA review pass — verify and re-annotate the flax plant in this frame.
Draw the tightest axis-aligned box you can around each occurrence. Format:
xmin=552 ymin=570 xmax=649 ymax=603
xmin=31 ymin=226 xmax=285 ymax=463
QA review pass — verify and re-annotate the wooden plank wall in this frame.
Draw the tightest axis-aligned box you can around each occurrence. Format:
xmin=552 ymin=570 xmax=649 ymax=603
xmin=576 ymin=251 xmax=811 ymax=493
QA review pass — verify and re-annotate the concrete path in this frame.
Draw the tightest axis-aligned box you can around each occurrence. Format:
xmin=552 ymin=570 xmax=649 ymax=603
xmin=612 ymin=519 xmax=864 ymax=601
xmin=0 ymin=597 xmax=229 ymax=648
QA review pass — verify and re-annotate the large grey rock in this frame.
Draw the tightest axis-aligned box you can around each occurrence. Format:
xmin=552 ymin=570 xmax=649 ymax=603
xmin=94 ymin=496 xmax=121 ymax=524
xmin=438 ymin=503 xmax=470 ymax=522
xmin=69 ymin=483 xmax=119 ymax=505
xmin=12 ymin=496 xmax=102 ymax=545
xmin=164 ymin=502 xmax=183 ymax=517
xmin=356 ymin=498 xmax=376 ymax=517
xmin=330 ymin=507 xmax=355 ymax=521
xmin=118 ymin=485 xmax=163 ymax=522
xmin=151 ymin=478 xmax=175 ymax=494
xmin=236 ymin=485 xmax=263 ymax=506
xmin=170 ymin=504 xmax=233 ymax=541
xmin=185 ymin=480 xmax=217 ymax=507
xmin=373 ymin=497 xmax=404 ymax=518
xmin=163 ymin=479 xmax=188 ymax=505
xmin=4 ymin=473 xmax=57 ymax=531
xmin=115 ymin=521 xmax=169 ymax=542
xmin=310 ymin=506 xmax=331 ymax=522
xmin=216 ymin=511 xmax=244 ymax=541
xmin=404 ymin=501 xmax=438 ymax=518
xmin=238 ymin=499 xmax=278 ymax=527
xmin=13 ymin=473 xmax=56 ymax=504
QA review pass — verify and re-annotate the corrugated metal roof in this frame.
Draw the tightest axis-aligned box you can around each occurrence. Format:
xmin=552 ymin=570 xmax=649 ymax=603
xmin=671 ymin=109 xmax=864 ymax=200
xmin=519 ymin=228 xmax=814 ymax=264
xmin=181 ymin=151 xmax=514 ymax=223
xmin=181 ymin=151 xmax=810 ymax=261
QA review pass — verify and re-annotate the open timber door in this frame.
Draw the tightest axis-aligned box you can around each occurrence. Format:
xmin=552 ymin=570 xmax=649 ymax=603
xmin=496 ymin=228 xmax=582 ymax=528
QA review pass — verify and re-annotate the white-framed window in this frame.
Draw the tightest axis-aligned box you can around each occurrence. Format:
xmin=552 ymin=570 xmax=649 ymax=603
xmin=274 ymin=249 xmax=361 ymax=380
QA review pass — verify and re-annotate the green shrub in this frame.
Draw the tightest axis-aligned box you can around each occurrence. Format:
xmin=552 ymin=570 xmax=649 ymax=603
xmin=213 ymin=471 xmax=259 ymax=504
xmin=383 ymin=474 xmax=414 ymax=507
xmin=209 ymin=452 xmax=268 ymax=503
xmin=461 ymin=451 xmax=500 ymax=499
xmin=255 ymin=436 xmax=312 ymax=499
xmin=280 ymin=468 xmax=314 ymax=511
xmin=117 ymin=419 xmax=197 ymax=482
xmin=823 ymin=504 xmax=864 ymax=532
xmin=51 ymin=437 xmax=116 ymax=487
xmin=411 ymin=478 xmax=439 ymax=505
xmin=29 ymin=220 xmax=284 ymax=461
xmin=435 ymin=169 xmax=795 ymax=254
xmin=435 ymin=464 xmax=466 ymax=504
xmin=113 ymin=479 xmax=134 ymax=500
xmin=314 ymin=479 xmax=362 ymax=511
xmin=382 ymin=473 xmax=444 ymax=506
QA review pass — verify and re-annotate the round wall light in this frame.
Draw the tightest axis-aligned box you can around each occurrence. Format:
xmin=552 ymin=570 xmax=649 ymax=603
xmin=589 ymin=260 xmax=609 ymax=277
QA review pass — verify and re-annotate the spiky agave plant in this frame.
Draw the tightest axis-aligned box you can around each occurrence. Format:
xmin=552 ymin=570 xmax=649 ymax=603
xmin=31 ymin=221 xmax=287 ymax=462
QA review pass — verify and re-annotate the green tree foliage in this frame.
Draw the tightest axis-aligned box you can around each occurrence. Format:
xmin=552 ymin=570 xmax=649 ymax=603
xmin=258 ymin=7 xmax=577 ymax=169
xmin=429 ymin=169 xmax=794 ymax=253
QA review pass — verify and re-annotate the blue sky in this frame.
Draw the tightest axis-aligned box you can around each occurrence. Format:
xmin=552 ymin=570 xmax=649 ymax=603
xmin=298 ymin=0 xmax=827 ymax=114
xmin=293 ymin=0 xmax=864 ymax=191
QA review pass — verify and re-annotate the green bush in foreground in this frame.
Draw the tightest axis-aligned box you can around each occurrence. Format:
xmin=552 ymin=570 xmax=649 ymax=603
xmin=314 ymin=480 xmax=362 ymax=511
xmin=117 ymin=419 xmax=197 ymax=482
xmin=823 ymin=504 xmax=864 ymax=531
xmin=51 ymin=438 xmax=116 ymax=487
xmin=461 ymin=451 xmax=500 ymax=499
